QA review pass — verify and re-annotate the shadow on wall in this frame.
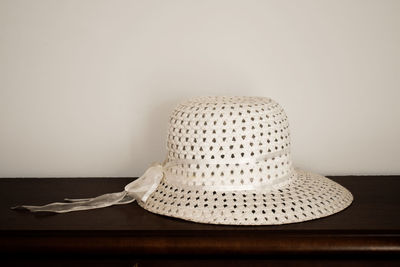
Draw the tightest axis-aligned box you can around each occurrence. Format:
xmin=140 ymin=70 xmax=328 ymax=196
xmin=129 ymin=96 xmax=179 ymax=175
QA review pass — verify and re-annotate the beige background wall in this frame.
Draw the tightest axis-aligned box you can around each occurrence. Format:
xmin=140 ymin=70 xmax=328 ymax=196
xmin=0 ymin=0 xmax=399 ymax=177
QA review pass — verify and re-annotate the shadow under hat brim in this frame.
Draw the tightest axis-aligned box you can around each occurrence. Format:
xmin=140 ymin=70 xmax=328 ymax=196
xmin=138 ymin=169 xmax=353 ymax=225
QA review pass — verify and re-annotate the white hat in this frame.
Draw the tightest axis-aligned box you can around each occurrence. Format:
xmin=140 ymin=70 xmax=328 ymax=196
xmin=13 ymin=96 xmax=353 ymax=225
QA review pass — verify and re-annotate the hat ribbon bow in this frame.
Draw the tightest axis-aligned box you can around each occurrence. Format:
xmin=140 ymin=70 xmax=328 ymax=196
xmin=11 ymin=163 xmax=164 ymax=213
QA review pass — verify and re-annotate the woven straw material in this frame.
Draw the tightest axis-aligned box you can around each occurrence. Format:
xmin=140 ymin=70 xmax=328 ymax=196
xmin=141 ymin=96 xmax=353 ymax=225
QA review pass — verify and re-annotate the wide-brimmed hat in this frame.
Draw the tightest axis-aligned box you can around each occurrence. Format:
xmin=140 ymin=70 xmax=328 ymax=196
xmin=13 ymin=96 xmax=353 ymax=225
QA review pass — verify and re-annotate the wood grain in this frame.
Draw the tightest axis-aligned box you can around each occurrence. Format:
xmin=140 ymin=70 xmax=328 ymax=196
xmin=1 ymin=176 xmax=399 ymax=265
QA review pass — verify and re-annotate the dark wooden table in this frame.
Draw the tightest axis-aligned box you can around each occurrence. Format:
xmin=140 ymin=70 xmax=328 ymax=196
xmin=1 ymin=176 xmax=399 ymax=266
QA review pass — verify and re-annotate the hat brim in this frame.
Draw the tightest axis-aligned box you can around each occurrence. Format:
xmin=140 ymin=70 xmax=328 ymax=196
xmin=138 ymin=168 xmax=353 ymax=225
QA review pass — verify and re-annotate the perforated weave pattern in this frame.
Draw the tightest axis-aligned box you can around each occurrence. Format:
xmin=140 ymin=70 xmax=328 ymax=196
xmin=141 ymin=169 xmax=352 ymax=225
xmin=165 ymin=96 xmax=292 ymax=188
xmin=140 ymin=96 xmax=353 ymax=225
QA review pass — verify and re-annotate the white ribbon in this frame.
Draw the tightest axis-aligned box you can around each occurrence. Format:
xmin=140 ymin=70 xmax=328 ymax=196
xmin=11 ymin=153 xmax=293 ymax=213
xmin=11 ymin=163 xmax=164 ymax=213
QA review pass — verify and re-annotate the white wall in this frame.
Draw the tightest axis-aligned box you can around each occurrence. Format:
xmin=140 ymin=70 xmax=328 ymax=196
xmin=0 ymin=0 xmax=399 ymax=177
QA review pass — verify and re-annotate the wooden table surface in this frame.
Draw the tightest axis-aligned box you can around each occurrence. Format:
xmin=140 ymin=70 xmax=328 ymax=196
xmin=1 ymin=176 xmax=399 ymax=266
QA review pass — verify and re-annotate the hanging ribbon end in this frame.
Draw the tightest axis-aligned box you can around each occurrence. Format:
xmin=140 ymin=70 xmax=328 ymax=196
xmin=10 ymin=163 xmax=165 ymax=214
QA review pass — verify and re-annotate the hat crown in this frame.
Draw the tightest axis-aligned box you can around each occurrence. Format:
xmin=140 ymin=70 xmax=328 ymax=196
xmin=165 ymin=96 xmax=293 ymax=188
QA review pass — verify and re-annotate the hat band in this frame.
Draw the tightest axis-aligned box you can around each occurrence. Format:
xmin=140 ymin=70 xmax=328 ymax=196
xmin=162 ymin=148 xmax=294 ymax=191
xmin=164 ymin=147 xmax=290 ymax=166
xmin=162 ymin=168 xmax=295 ymax=192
